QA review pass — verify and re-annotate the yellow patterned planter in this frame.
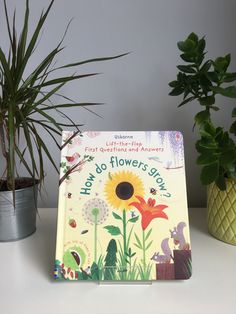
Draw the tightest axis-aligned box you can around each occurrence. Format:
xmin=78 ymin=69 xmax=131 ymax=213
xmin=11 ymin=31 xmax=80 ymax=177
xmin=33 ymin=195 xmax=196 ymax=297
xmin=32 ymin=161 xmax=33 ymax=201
xmin=207 ymin=179 xmax=236 ymax=245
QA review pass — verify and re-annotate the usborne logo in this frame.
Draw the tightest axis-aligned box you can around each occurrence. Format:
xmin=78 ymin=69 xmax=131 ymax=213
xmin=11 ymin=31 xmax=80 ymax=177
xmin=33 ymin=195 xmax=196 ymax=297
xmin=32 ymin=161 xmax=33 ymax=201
xmin=114 ymin=134 xmax=133 ymax=140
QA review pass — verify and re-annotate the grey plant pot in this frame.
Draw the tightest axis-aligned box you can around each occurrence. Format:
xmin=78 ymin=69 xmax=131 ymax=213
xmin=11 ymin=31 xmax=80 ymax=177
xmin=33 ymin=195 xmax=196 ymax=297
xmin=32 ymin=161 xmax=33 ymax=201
xmin=0 ymin=182 xmax=38 ymax=242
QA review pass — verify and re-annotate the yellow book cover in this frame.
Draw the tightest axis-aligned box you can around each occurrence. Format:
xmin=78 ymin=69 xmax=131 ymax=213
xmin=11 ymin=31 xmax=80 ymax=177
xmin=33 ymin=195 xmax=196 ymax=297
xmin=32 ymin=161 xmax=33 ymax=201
xmin=55 ymin=131 xmax=192 ymax=281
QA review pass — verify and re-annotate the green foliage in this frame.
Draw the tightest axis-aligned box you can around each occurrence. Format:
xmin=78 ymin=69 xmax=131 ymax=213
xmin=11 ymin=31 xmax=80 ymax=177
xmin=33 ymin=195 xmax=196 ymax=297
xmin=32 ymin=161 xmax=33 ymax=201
xmin=104 ymin=225 xmax=121 ymax=236
xmin=0 ymin=0 xmax=126 ymax=196
xmin=128 ymin=216 xmax=139 ymax=223
xmin=169 ymin=32 xmax=236 ymax=190
xmin=104 ymin=239 xmax=117 ymax=280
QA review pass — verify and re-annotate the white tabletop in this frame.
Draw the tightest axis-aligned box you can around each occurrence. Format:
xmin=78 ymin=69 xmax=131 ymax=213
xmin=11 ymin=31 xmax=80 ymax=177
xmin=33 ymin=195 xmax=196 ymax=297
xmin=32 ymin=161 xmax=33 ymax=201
xmin=0 ymin=207 xmax=235 ymax=314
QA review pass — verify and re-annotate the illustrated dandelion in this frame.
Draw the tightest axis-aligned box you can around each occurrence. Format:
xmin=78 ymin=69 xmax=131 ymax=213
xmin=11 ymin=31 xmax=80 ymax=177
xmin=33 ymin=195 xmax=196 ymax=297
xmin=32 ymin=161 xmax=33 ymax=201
xmin=82 ymin=198 xmax=109 ymax=263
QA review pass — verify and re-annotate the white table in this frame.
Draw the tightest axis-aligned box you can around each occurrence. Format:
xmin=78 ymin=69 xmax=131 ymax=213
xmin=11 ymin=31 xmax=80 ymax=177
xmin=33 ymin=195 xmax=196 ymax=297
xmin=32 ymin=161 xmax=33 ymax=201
xmin=0 ymin=208 xmax=235 ymax=314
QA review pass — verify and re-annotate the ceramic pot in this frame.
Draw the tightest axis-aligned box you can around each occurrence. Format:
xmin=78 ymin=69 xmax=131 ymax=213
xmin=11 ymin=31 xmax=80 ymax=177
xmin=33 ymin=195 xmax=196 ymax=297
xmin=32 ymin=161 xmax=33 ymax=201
xmin=207 ymin=179 xmax=236 ymax=245
xmin=0 ymin=179 xmax=38 ymax=242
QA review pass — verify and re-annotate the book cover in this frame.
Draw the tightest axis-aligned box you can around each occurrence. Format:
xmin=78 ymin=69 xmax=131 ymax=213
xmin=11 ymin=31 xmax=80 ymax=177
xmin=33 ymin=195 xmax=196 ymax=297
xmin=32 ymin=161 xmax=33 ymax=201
xmin=55 ymin=131 xmax=192 ymax=281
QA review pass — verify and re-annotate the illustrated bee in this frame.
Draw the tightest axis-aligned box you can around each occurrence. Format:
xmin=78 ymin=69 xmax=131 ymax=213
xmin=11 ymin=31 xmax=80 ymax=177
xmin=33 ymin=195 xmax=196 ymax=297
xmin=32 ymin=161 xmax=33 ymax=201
xmin=150 ymin=187 xmax=157 ymax=195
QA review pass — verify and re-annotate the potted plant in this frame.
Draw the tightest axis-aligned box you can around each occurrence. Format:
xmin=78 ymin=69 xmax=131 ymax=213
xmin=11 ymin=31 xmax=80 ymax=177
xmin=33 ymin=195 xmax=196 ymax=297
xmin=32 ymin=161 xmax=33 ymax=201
xmin=169 ymin=32 xmax=236 ymax=245
xmin=0 ymin=0 xmax=125 ymax=241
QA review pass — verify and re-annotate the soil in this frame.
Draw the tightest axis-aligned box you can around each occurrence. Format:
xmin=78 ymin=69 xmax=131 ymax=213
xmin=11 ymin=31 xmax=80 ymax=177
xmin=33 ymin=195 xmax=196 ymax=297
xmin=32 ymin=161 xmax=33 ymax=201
xmin=0 ymin=178 xmax=39 ymax=192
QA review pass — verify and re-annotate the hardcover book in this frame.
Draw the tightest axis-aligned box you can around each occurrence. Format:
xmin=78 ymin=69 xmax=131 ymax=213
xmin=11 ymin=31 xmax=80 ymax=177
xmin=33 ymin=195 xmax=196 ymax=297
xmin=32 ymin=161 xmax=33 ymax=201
xmin=55 ymin=131 xmax=192 ymax=281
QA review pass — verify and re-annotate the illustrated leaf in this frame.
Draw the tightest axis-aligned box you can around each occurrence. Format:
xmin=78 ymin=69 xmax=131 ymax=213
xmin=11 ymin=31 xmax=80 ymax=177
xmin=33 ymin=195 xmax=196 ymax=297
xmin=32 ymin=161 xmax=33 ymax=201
xmin=91 ymin=262 xmax=99 ymax=280
xmin=145 ymin=228 xmax=152 ymax=241
xmin=104 ymin=225 xmax=121 ymax=236
xmin=134 ymin=243 xmax=142 ymax=250
xmin=145 ymin=240 xmax=153 ymax=251
xmin=134 ymin=233 xmax=142 ymax=249
xmin=128 ymin=216 xmax=139 ymax=223
xmin=112 ymin=212 xmax=122 ymax=220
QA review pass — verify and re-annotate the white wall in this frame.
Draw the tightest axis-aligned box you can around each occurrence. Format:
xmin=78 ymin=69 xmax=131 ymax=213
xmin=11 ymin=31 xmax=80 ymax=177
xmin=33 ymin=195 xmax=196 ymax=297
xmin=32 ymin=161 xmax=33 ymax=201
xmin=1 ymin=0 xmax=236 ymax=207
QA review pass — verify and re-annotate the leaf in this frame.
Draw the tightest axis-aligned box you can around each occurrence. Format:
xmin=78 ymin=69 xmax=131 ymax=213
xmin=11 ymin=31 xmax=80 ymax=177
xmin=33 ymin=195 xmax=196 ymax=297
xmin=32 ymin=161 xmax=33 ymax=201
xmin=200 ymin=60 xmax=212 ymax=73
xmin=169 ymin=86 xmax=184 ymax=96
xmin=219 ymin=149 xmax=236 ymax=166
xmin=58 ymin=52 xmax=129 ymax=70
xmin=128 ymin=216 xmax=139 ymax=223
xmin=232 ymin=108 xmax=236 ymax=117
xmin=194 ymin=110 xmax=210 ymax=125
xmin=104 ymin=225 xmax=121 ymax=236
xmin=187 ymin=32 xmax=198 ymax=43
xmin=134 ymin=233 xmax=142 ymax=249
xmin=178 ymin=96 xmax=195 ymax=107
xmin=15 ymin=0 xmax=55 ymax=88
xmin=199 ymin=96 xmax=215 ymax=106
xmin=177 ymin=39 xmax=195 ymax=52
xmin=91 ymin=262 xmax=99 ymax=280
xmin=145 ymin=240 xmax=153 ymax=251
xmin=200 ymin=162 xmax=219 ymax=185
xmin=180 ymin=53 xmax=194 ymax=63
xmin=230 ymin=121 xmax=236 ymax=136
xmin=112 ymin=212 xmax=122 ymax=220
xmin=211 ymin=106 xmax=219 ymax=111
xmin=177 ymin=65 xmax=196 ymax=73
xmin=215 ymin=176 xmax=227 ymax=190
xmin=224 ymin=72 xmax=236 ymax=83
xmin=206 ymin=71 xmax=219 ymax=83
xmin=211 ymin=86 xmax=236 ymax=98
xmin=40 ymin=73 xmax=98 ymax=87
xmin=214 ymin=54 xmax=230 ymax=73
xmin=145 ymin=228 xmax=153 ymax=241
xmin=134 ymin=243 xmax=142 ymax=250
xmin=196 ymin=154 xmax=219 ymax=165
xmin=169 ymin=80 xmax=178 ymax=88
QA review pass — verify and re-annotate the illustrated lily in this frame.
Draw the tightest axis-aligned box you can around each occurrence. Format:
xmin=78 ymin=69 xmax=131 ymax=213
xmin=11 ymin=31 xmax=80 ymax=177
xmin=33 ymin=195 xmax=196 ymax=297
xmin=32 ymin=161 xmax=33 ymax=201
xmin=129 ymin=196 xmax=168 ymax=230
xmin=129 ymin=196 xmax=169 ymax=280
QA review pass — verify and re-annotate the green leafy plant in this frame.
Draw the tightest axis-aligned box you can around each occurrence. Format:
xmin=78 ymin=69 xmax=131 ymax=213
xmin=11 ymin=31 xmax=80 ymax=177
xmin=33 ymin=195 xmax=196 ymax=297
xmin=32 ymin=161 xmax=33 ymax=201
xmin=104 ymin=210 xmax=139 ymax=278
xmin=169 ymin=32 xmax=236 ymax=190
xmin=104 ymin=239 xmax=117 ymax=280
xmin=0 ymin=0 xmax=126 ymax=197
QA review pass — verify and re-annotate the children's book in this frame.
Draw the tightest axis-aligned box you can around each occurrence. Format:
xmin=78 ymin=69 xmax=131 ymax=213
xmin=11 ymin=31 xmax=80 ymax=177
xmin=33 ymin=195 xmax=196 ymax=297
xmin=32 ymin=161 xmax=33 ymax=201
xmin=55 ymin=131 xmax=192 ymax=281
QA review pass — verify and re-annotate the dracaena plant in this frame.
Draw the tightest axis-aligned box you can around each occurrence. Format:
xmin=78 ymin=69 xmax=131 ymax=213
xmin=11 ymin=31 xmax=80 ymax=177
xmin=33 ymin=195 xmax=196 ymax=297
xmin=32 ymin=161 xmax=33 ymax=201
xmin=0 ymin=0 xmax=126 ymax=195
xmin=169 ymin=32 xmax=236 ymax=190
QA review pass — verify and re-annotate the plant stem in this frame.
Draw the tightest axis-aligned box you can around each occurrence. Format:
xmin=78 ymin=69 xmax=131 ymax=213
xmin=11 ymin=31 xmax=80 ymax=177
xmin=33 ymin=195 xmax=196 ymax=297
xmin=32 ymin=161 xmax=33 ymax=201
xmin=142 ymin=229 xmax=146 ymax=275
xmin=122 ymin=209 xmax=127 ymax=268
xmin=94 ymin=212 xmax=98 ymax=264
xmin=0 ymin=122 xmax=8 ymax=160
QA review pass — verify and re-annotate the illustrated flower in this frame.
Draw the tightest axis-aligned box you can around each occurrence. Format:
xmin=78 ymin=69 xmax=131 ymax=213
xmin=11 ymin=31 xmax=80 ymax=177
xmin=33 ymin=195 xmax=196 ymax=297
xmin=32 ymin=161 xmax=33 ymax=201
xmin=129 ymin=196 xmax=168 ymax=230
xmin=104 ymin=171 xmax=144 ymax=211
xmin=86 ymin=131 xmax=101 ymax=138
xmin=82 ymin=198 xmax=109 ymax=225
xmin=82 ymin=198 xmax=109 ymax=263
